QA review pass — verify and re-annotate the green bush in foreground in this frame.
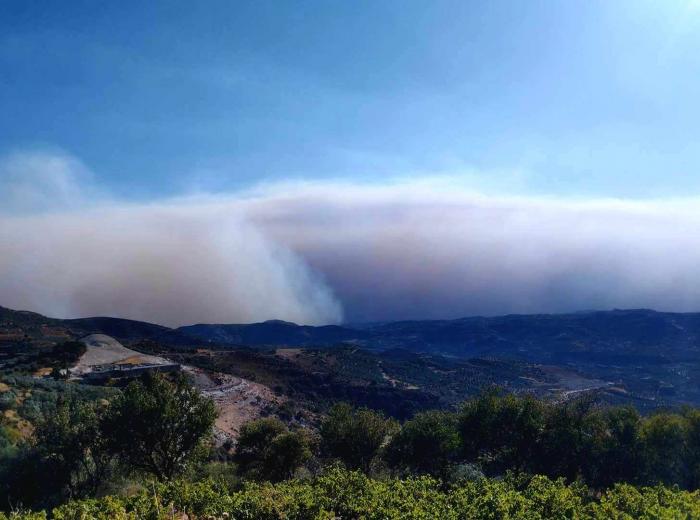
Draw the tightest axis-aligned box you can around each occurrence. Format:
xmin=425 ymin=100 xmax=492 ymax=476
xmin=4 ymin=468 xmax=698 ymax=520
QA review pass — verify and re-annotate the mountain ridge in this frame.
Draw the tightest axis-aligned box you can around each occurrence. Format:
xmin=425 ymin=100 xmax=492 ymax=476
xmin=4 ymin=304 xmax=700 ymax=363
xmin=4 ymin=304 xmax=700 ymax=408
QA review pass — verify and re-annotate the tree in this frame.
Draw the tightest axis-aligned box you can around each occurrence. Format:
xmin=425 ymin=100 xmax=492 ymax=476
xmin=385 ymin=410 xmax=459 ymax=476
xmin=638 ymin=413 xmax=688 ymax=486
xmin=235 ymin=417 xmax=313 ymax=482
xmin=591 ymin=406 xmax=641 ymax=488
xmin=103 ymin=372 xmax=216 ymax=480
xmin=48 ymin=341 xmax=87 ymax=368
xmin=684 ymin=408 xmax=700 ymax=489
xmin=458 ymin=389 xmax=545 ymax=474
xmin=534 ymin=396 xmax=603 ymax=482
xmin=34 ymin=398 xmax=113 ymax=498
xmin=0 ymin=398 xmax=113 ymax=508
xmin=320 ymin=402 xmax=398 ymax=473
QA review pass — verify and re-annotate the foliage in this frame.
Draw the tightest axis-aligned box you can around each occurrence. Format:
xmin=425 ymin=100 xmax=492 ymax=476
xmin=0 ymin=396 xmax=115 ymax=508
xmin=385 ymin=410 xmax=460 ymax=476
xmin=235 ymin=418 xmax=314 ymax=482
xmin=0 ymin=511 xmax=47 ymax=520
xmin=102 ymin=372 xmax=217 ymax=480
xmin=589 ymin=405 xmax=642 ymax=487
xmin=40 ymin=342 xmax=87 ymax=370
xmin=0 ymin=375 xmax=114 ymax=426
xmin=37 ymin=469 xmax=700 ymax=519
xmin=32 ymin=398 xmax=113 ymax=498
xmin=169 ymin=346 xmax=553 ymax=420
xmin=452 ymin=390 xmax=700 ymax=490
xmin=459 ymin=388 xmax=546 ymax=474
xmin=636 ymin=413 xmax=687 ymax=488
xmin=686 ymin=409 xmax=700 ymax=490
xmin=319 ymin=402 xmax=398 ymax=472
xmin=533 ymin=395 xmax=603 ymax=481
xmin=8 ymin=376 xmax=700 ymax=516
xmin=0 ymin=372 xmax=215 ymax=510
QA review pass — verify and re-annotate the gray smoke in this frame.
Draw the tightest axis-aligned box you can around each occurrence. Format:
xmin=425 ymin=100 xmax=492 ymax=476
xmin=0 ymin=204 xmax=342 ymax=326
xmin=0 ymin=151 xmax=342 ymax=325
xmin=241 ymin=183 xmax=700 ymax=322
xmin=3 ymin=151 xmax=700 ymax=325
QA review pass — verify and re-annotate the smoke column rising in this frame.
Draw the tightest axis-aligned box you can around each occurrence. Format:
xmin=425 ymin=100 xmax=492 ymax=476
xmin=0 ymin=204 xmax=343 ymax=326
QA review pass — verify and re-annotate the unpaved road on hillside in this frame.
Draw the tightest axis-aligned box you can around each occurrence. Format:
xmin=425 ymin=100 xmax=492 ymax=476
xmin=182 ymin=365 xmax=280 ymax=444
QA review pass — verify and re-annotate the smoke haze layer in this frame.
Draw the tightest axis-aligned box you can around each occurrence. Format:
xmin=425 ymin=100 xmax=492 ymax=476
xmin=2 ymin=153 xmax=700 ymax=326
xmin=240 ymin=184 xmax=700 ymax=322
xmin=0 ymin=204 xmax=343 ymax=326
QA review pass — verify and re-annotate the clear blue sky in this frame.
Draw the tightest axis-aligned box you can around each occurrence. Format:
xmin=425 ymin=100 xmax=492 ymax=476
xmin=3 ymin=0 xmax=700 ymax=200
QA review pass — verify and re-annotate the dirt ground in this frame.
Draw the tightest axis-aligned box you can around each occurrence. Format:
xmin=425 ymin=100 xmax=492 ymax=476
xmin=182 ymin=365 xmax=281 ymax=445
xmin=69 ymin=338 xmax=283 ymax=446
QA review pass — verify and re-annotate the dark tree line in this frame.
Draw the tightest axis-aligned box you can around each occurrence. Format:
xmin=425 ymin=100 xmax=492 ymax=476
xmin=312 ymin=390 xmax=700 ymax=490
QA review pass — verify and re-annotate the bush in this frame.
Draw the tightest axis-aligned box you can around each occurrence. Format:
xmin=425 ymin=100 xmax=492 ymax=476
xmin=458 ymin=389 xmax=546 ymax=474
xmin=43 ymin=469 xmax=700 ymax=519
xmin=385 ymin=410 xmax=460 ymax=476
xmin=102 ymin=372 xmax=217 ymax=480
xmin=235 ymin=418 xmax=314 ymax=482
xmin=319 ymin=403 xmax=398 ymax=472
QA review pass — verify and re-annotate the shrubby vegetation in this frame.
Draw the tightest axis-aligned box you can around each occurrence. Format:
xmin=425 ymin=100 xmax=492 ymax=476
xmin=0 ymin=373 xmax=215 ymax=509
xmin=1 ymin=341 xmax=88 ymax=376
xmin=310 ymin=389 xmax=700 ymax=491
xmin=319 ymin=402 xmax=398 ymax=473
xmin=170 ymin=346 xmax=546 ymax=420
xmin=101 ymin=373 xmax=217 ymax=480
xmin=4 ymin=468 xmax=700 ymax=519
xmin=385 ymin=410 xmax=460 ymax=477
xmin=235 ymin=417 xmax=314 ymax=482
xmin=380 ymin=389 xmax=700 ymax=490
xmin=467 ymin=390 xmax=700 ymax=489
xmin=5 ymin=374 xmax=700 ymax=517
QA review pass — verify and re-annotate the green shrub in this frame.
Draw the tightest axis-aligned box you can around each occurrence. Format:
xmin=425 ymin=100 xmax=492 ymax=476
xmin=41 ymin=469 xmax=700 ymax=520
xmin=588 ymin=484 xmax=700 ymax=519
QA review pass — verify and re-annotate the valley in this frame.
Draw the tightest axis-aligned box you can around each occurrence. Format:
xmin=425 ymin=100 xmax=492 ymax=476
xmin=3 ymin=305 xmax=700 ymax=427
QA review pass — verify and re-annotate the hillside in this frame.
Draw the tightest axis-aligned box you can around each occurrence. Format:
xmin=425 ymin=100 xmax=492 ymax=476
xmin=3 ymin=305 xmax=700 ymax=410
xmin=7 ymin=305 xmax=700 ymax=364
xmin=4 ymin=307 xmax=700 ymax=516
xmin=177 ymin=320 xmax=368 ymax=347
xmin=0 ymin=305 xmax=201 ymax=349
xmin=175 ymin=309 xmax=700 ymax=363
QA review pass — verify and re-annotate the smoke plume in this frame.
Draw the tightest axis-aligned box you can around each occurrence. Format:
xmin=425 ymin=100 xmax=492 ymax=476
xmin=3 ymin=151 xmax=700 ymax=325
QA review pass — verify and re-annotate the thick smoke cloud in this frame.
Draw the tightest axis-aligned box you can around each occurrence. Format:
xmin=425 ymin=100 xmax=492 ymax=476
xmin=242 ymin=184 xmax=700 ymax=322
xmin=3 ymin=151 xmax=700 ymax=325
xmin=0 ymin=152 xmax=342 ymax=326
xmin=0 ymin=205 xmax=342 ymax=326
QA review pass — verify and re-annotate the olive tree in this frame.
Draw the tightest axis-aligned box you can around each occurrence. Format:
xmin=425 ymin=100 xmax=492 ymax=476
xmin=103 ymin=372 xmax=216 ymax=480
xmin=320 ymin=402 xmax=398 ymax=473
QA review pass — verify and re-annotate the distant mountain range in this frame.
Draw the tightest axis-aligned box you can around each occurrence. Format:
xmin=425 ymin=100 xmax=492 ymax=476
xmin=3 ymin=305 xmax=700 ymax=365
xmin=175 ymin=309 xmax=700 ymax=365
xmin=3 ymin=305 xmax=700 ymax=409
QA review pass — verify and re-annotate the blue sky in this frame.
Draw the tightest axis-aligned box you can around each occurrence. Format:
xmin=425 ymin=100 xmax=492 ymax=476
xmin=3 ymin=0 xmax=700 ymax=201
xmin=6 ymin=1 xmax=700 ymax=323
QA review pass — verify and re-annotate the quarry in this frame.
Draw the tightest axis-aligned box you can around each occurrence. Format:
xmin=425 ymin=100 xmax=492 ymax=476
xmin=70 ymin=334 xmax=180 ymax=382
